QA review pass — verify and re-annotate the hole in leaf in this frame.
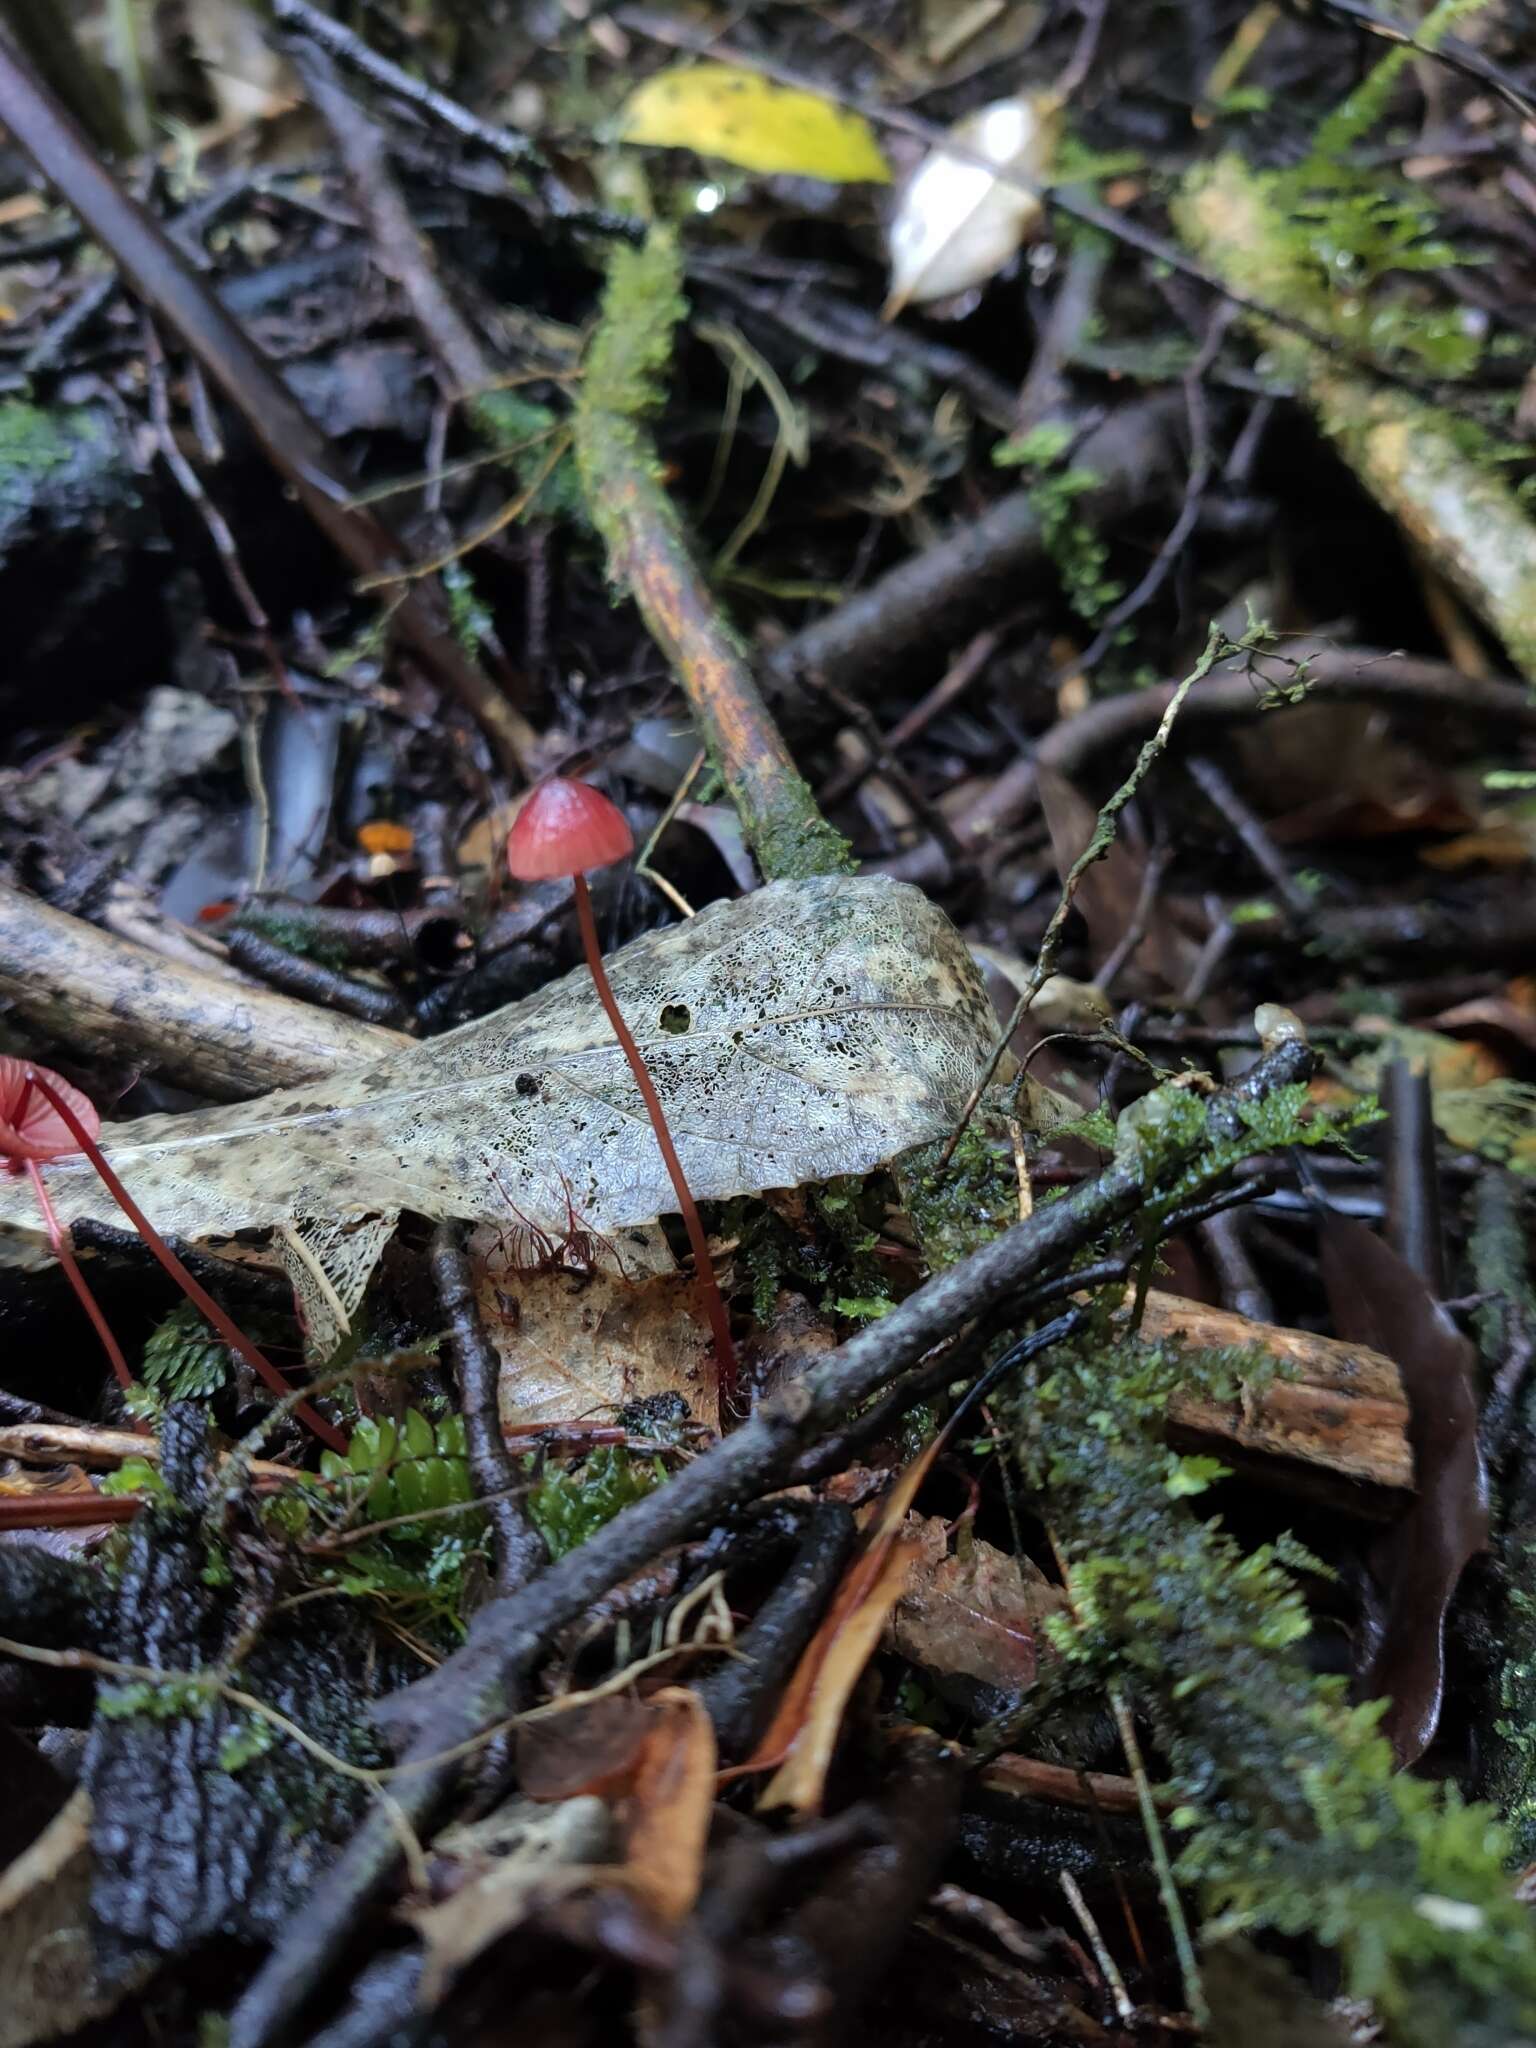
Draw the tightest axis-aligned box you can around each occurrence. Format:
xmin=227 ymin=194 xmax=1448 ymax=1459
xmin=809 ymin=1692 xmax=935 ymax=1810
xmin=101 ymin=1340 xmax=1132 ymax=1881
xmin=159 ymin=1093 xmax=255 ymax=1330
xmin=659 ymin=1003 xmax=692 ymax=1035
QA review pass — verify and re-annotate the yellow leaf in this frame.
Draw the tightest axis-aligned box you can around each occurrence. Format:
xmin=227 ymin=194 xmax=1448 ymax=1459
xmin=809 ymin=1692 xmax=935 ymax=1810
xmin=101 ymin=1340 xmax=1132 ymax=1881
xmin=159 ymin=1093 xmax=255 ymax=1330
xmin=618 ymin=65 xmax=890 ymax=184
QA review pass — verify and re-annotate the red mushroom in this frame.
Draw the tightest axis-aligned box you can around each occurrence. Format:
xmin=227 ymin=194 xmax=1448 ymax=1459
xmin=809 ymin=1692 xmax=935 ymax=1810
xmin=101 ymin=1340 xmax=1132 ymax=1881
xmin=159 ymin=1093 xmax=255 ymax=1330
xmin=2 ymin=1056 xmax=346 ymax=1451
xmin=508 ymin=778 xmax=740 ymax=1414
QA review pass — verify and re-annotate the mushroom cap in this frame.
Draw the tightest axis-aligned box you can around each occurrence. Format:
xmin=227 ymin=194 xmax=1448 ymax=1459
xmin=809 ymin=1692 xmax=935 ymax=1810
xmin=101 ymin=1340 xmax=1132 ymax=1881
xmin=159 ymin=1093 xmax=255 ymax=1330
xmin=506 ymin=777 xmax=635 ymax=881
xmin=0 ymin=1057 xmax=99 ymax=1165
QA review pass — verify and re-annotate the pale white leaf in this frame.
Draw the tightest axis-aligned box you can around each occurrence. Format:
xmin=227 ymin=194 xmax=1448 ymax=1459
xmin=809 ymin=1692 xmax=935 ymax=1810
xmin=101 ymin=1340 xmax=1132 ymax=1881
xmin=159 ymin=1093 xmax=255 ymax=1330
xmin=885 ymin=95 xmax=1058 ymax=314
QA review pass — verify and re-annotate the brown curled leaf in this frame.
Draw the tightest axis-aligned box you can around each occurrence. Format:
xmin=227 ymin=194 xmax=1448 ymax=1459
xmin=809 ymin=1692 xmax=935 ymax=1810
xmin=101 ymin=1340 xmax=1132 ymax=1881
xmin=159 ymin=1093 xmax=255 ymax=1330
xmin=1318 ymin=1211 xmax=1489 ymax=1763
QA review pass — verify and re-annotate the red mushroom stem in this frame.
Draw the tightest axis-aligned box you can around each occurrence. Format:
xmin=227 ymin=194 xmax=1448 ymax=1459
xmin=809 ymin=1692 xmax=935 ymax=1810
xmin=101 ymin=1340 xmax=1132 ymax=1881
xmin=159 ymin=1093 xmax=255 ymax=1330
xmin=24 ymin=1155 xmax=136 ymax=1401
xmin=25 ymin=1068 xmax=348 ymax=1454
xmin=570 ymin=875 xmax=740 ymax=1409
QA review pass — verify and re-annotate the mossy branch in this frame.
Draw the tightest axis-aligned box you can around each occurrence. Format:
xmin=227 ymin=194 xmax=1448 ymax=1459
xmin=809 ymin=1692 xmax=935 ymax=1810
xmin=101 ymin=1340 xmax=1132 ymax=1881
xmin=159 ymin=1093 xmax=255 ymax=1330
xmin=574 ymin=231 xmax=851 ymax=881
xmin=1175 ymin=154 xmax=1536 ymax=679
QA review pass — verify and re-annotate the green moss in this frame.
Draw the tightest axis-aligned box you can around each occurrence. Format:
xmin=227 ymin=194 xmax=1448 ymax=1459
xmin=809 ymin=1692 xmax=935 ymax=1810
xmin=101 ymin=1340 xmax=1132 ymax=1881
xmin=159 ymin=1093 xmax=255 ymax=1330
xmin=0 ymin=399 xmax=133 ymax=552
xmin=527 ymin=1444 xmax=667 ymax=1560
xmin=996 ymin=1286 xmax=1536 ymax=2045
xmin=0 ymin=399 xmax=96 ymax=471
xmin=734 ymin=787 xmax=853 ymax=880
xmin=140 ymin=1301 xmax=233 ymax=1402
xmin=728 ymin=1175 xmax=894 ymax=1325
xmin=899 ymin=1121 xmax=1021 ymax=1271
xmin=307 ymin=1411 xmax=487 ymax=1641
xmin=468 ymin=387 xmax=583 ymax=523
xmin=232 ymin=908 xmax=350 ymax=970
xmin=994 ymin=423 xmax=1125 ymax=626
xmin=579 ymin=227 xmax=686 ymax=423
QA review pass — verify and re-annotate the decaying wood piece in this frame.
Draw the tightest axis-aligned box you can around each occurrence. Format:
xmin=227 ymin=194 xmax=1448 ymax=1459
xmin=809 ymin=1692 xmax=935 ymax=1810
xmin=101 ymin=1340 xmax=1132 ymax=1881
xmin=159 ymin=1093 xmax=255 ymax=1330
xmin=0 ymin=1422 xmax=295 ymax=1481
xmin=0 ymin=884 xmax=409 ymax=1099
xmin=1139 ymin=1290 xmax=1414 ymax=1493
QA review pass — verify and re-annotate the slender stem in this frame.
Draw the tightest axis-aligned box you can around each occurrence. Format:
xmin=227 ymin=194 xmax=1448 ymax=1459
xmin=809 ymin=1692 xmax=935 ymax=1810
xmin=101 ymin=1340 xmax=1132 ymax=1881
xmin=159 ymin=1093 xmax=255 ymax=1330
xmin=24 ymin=1158 xmax=138 ymax=1406
xmin=24 ymin=1071 xmax=348 ymax=1453
xmin=572 ymin=875 xmax=739 ymax=1414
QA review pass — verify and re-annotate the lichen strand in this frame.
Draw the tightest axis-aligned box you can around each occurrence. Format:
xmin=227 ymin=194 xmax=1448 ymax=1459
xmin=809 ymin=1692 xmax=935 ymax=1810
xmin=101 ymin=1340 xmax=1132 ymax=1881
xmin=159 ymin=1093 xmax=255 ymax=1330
xmin=999 ymin=1303 xmax=1536 ymax=2047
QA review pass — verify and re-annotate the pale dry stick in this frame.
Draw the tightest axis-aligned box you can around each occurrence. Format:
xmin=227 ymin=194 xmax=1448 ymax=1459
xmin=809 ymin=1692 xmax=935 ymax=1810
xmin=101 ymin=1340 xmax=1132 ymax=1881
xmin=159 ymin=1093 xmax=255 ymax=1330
xmin=636 ymin=749 xmax=707 ymax=918
xmin=940 ymin=622 xmax=1231 ymax=1165
xmin=0 ymin=884 xmax=407 ymax=1099
xmin=1059 ymin=1869 xmax=1136 ymax=2025
xmin=1111 ymin=1686 xmax=1207 ymax=2030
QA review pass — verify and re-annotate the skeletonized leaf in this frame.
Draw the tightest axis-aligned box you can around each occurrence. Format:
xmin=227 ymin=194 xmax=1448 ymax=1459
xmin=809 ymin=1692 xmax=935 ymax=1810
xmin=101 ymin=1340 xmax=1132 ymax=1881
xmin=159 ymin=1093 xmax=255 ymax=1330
xmin=618 ymin=64 xmax=890 ymax=184
xmin=885 ymin=95 xmax=1058 ymax=315
xmin=0 ymin=877 xmax=996 ymax=1355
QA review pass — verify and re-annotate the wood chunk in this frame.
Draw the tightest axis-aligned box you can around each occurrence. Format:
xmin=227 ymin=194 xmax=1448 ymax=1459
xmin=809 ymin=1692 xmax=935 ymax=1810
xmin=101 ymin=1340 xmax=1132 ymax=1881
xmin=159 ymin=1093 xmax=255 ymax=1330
xmin=1138 ymin=1290 xmax=1414 ymax=1495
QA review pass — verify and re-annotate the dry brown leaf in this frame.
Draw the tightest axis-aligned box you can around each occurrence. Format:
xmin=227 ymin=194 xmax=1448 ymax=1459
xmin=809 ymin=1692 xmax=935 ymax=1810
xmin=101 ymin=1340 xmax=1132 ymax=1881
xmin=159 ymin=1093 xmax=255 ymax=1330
xmin=517 ymin=1694 xmax=656 ymax=1803
xmin=0 ymin=877 xmax=997 ymax=1354
xmin=478 ymin=1256 xmax=714 ymax=1428
xmin=887 ymin=1515 xmax=1062 ymax=1693
xmin=757 ymin=1536 xmax=918 ymax=1816
xmin=747 ymin=1416 xmax=956 ymax=1814
xmin=1318 ymin=1213 xmax=1489 ymax=1764
xmin=620 ymin=1687 xmax=717 ymax=1927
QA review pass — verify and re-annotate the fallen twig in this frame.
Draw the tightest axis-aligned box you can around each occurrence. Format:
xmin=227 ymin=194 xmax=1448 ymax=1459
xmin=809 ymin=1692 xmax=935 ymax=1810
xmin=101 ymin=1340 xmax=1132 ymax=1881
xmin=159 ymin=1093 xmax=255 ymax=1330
xmin=288 ymin=36 xmax=494 ymax=399
xmin=0 ymin=885 xmax=408 ymax=1098
xmin=224 ymin=929 xmax=414 ymax=1033
xmin=769 ymin=399 xmax=1180 ymax=718
xmin=429 ymin=1223 xmax=546 ymax=1599
xmin=573 ymin=232 xmax=850 ymax=882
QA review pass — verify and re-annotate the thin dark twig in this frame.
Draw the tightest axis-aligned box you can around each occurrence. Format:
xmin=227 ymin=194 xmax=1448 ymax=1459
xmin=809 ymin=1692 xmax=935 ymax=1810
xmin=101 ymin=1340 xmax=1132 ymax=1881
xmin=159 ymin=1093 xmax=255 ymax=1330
xmin=943 ymin=621 xmax=1235 ymax=1164
xmin=1290 ymin=0 xmax=1536 ymax=120
xmin=269 ymin=0 xmax=541 ymax=163
xmin=1058 ymin=301 xmax=1233 ymax=690
xmin=817 ymin=629 xmax=1001 ymax=812
xmin=430 ymin=1222 xmax=546 ymax=1598
xmin=1185 ymin=752 xmax=1315 ymax=925
xmin=224 ymin=930 xmax=412 ymax=1031
xmin=1382 ymin=1058 xmax=1444 ymax=1298
xmin=1095 ymin=841 xmax=1172 ymax=995
xmin=1053 ymin=0 xmax=1111 ymax=104
xmin=144 ymin=322 xmax=301 ymax=709
xmin=287 ymin=35 xmax=494 ymax=397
